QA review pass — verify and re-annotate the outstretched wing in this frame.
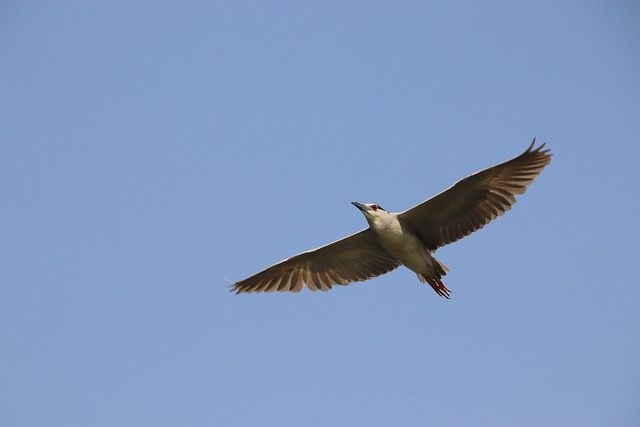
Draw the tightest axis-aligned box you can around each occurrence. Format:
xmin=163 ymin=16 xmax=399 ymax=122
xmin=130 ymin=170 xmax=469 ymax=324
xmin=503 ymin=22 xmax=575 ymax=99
xmin=232 ymin=229 xmax=401 ymax=294
xmin=399 ymin=140 xmax=552 ymax=251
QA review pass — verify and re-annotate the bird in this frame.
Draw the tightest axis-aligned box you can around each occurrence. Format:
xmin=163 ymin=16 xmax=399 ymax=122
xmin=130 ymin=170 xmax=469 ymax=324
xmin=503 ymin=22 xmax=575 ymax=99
xmin=232 ymin=140 xmax=552 ymax=298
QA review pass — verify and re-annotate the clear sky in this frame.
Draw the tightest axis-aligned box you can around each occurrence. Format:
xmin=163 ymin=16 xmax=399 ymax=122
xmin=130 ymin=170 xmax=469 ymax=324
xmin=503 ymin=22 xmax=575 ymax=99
xmin=1 ymin=1 xmax=639 ymax=426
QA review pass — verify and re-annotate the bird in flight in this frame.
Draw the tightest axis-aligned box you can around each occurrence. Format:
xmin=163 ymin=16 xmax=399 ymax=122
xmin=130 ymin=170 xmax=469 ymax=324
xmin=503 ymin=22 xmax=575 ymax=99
xmin=232 ymin=140 xmax=552 ymax=298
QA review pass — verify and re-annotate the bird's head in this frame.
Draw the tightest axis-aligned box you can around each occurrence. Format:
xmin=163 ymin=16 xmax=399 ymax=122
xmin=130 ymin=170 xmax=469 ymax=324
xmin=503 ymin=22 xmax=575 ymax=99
xmin=351 ymin=202 xmax=389 ymax=225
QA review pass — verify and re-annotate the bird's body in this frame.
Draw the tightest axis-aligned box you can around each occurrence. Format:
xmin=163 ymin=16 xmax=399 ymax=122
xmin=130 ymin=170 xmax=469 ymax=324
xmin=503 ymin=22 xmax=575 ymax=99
xmin=372 ymin=216 xmax=424 ymax=273
xmin=357 ymin=206 xmax=451 ymax=295
xmin=232 ymin=141 xmax=552 ymax=298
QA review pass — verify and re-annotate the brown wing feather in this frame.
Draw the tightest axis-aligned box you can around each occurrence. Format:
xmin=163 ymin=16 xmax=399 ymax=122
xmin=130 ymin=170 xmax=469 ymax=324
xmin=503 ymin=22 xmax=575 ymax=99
xmin=399 ymin=140 xmax=552 ymax=251
xmin=232 ymin=229 xmax=401 ymax=294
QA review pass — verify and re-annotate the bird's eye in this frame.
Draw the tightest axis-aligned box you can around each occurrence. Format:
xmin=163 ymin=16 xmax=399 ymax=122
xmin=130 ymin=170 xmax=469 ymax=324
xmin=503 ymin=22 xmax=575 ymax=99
xmin=371 ymin=205 xmax=378 ymax=211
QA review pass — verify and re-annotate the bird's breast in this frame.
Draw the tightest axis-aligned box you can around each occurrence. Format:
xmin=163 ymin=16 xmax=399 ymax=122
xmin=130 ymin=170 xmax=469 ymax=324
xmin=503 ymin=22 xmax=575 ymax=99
xmin=371 ymin=219 xmax=427 ymax=272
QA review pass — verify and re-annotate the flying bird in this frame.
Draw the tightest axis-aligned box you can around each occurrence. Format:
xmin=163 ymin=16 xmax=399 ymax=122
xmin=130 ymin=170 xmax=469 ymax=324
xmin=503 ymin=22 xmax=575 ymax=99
xmin=232 ymin=140 xmax=552 ymax=298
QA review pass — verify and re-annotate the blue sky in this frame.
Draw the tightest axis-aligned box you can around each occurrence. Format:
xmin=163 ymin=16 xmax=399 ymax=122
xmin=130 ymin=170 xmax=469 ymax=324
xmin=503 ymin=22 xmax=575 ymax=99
xmin=1 ymin=1 xmax=639 ymax=426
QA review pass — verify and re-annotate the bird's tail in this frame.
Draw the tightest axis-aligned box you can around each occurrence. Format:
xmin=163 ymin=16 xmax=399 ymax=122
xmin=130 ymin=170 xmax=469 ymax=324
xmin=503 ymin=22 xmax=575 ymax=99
xmin=417 ymin=258 xmax=451 ymax=299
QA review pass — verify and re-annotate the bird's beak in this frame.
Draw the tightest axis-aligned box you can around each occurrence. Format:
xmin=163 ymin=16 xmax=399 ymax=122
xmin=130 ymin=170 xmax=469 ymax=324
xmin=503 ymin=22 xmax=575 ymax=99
xmin=351 ymin=201 xmax=367 ymax=212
